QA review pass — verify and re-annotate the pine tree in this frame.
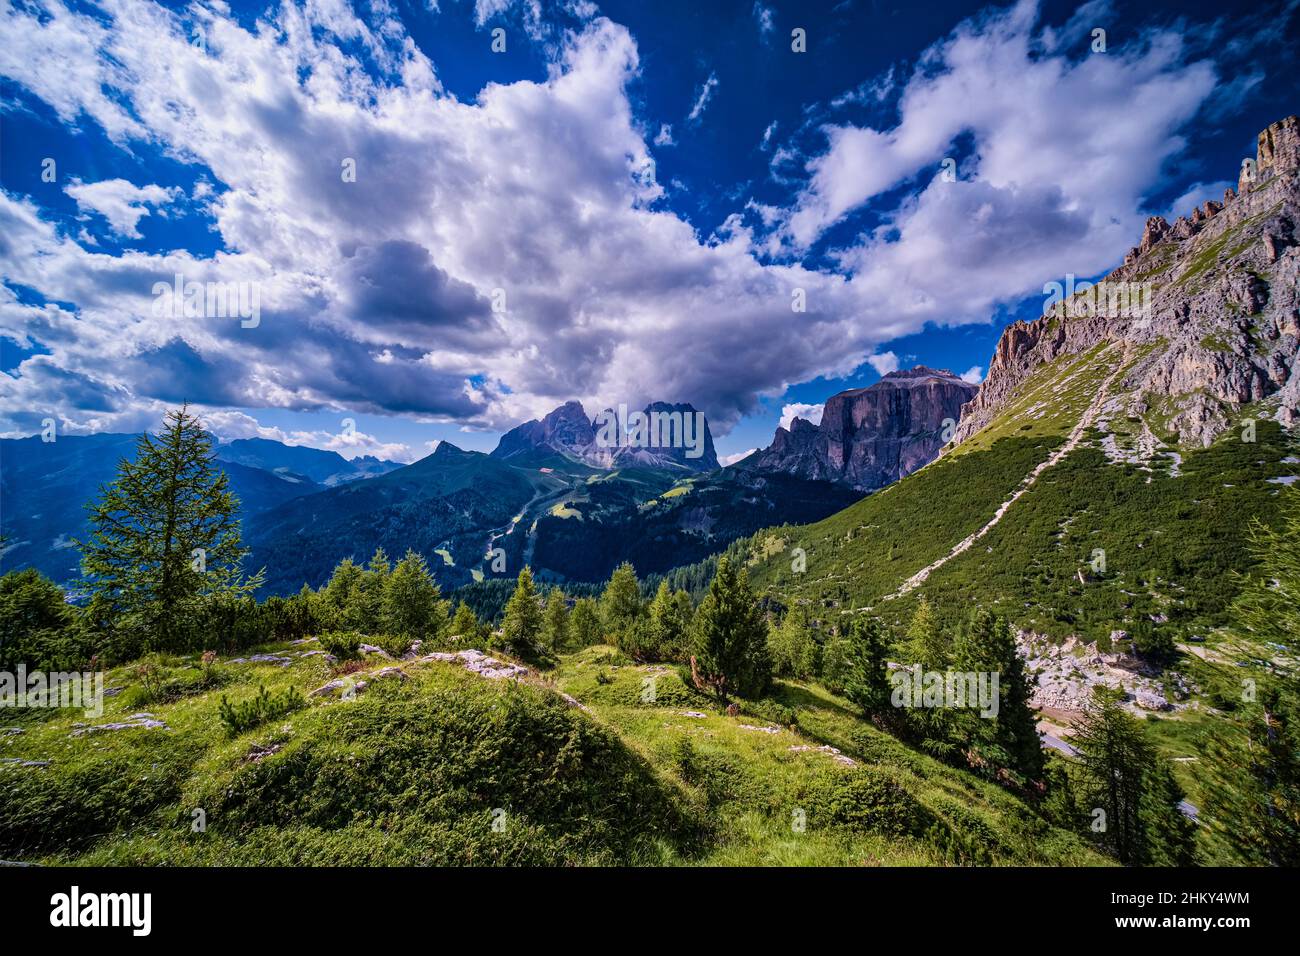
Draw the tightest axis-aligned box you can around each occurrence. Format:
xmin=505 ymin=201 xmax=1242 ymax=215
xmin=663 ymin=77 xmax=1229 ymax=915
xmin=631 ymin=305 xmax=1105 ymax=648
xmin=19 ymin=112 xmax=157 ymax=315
xmin=382 ymin=550 xmax=448 ymax=641
xmin=569 ymin=597 xmax=602 ymax=647
xmin=78 ymin=405 xmax=259 ymax=654
xmin=601 ymin=562 xmax=643 ymax=646
xmin=951 ymin=608 xmax=1043 ymax=783
xmin=640 ymin=580 xmax=691 ymax=662
xmin=501 ymin=567 xmax=544 ymax=656
xmin=0 ymin=568 xmax=88 ymax=670
xmin=543 ymin=590 xmax=570 ymax=652
xmin=688 ymin=556 xmax=771 ymax=702
xmin=448 ymin=601 xmax=485 ymax=645
xmin=1073 ymin=689 xmax=1195 ymax=865
xmin=1201 ymin=682 xmax=1300 ymax=865
xmin=842 ymin=616 xmax=892 ymax=719
xmin=900 ymin=598 xmax=947 ymax=670
xmin=319 ymin=558 xmax=364 ymax=630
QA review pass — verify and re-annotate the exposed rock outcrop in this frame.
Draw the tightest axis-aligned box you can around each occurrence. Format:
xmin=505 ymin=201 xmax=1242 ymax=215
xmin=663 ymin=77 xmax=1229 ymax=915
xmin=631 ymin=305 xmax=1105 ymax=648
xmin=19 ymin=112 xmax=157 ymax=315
xmin=953 ymin=115 xmax=1300 ymax=449
xmin=749 ymin=367 xmax=978 ymax=491
xmin=491 ymin=399 xmax=719 ymax=471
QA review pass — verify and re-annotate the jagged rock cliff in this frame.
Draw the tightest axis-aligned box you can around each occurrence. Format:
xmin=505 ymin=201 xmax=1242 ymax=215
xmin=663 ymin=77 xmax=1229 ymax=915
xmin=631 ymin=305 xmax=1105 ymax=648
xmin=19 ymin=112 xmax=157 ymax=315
xmin=953 ymin=115 xmax=1300 ymax=450
xmin=491 ymin=399 xmax=719 ymax=471
xmin=749 ymin=367 xmax=978 ymax=491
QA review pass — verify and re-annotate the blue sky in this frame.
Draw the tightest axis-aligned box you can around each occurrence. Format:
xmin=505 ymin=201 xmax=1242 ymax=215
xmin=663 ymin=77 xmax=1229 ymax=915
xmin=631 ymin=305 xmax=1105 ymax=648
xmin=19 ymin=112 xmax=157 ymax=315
xmin=1 ymin=0 xmax=1297 ymax=464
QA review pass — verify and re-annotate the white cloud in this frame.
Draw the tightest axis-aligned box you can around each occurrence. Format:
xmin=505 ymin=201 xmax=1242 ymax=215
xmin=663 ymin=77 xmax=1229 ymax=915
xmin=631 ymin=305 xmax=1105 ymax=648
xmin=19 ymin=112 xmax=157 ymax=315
xmin=867 ymin=352 xmax=900 ymax=376
xmin=64 ymin=178 xmax=178 ymax=239
xmin=960 ymin=365 xmax=983 ymax=384
xmin=779 ymin=402 xmax=824 ymax=430
xmin=719 ymin=448 xmax=756 ymax=467
xmin=201 ymin=410 xmax=417 ymax=462
xmin=777 ymin=0 xmax=1217 ymax=273
xmin=653 ymin=122 xmax=674 ymax=146
xmin=752 ymin=3 xmax=775 ymax=38
xmin=687 ymin=71 xmax=719 ymax=123
xmin=0 ymin=0 xmax=1233 ymax=447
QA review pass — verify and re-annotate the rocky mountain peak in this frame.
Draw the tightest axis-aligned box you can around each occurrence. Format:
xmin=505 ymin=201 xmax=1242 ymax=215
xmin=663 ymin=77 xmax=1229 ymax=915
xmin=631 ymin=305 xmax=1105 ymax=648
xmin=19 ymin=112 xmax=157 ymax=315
xmin=491 ymin=399 xmax=719 ymax=471
xmin=748 ymin=366 xmax=977 ymax=491
xmin=954 ymin=115 xmax=1300 ymax=451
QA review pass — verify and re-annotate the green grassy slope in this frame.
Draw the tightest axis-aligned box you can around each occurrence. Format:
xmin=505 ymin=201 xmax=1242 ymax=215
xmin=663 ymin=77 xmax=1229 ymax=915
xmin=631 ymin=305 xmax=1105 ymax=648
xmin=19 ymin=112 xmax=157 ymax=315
xmin=0 ymin=640 xmax=1104 ymax=867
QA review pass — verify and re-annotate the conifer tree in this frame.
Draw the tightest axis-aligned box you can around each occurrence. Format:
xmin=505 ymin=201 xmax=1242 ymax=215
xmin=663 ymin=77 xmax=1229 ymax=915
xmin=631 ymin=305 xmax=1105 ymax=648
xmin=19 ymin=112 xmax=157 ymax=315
xmin=842 ymin=616 xmax=892 ymax=719
xmin=900 ymin=597 xmax=947 ymax=670
xmin=569 ymin=597 xmax=602 ymax=647
xmin=319 ymin=558 xmax=364 ymax=630
xmin=78 ymin=405 xmax=259 ymax=654
xmin=501 ymin=566 xmax=544 ymax=656
xmin=641 ymin=580 xmax=691 ymax=662
xmin=449 ymin=601 xmax=485 ymax=645
xmin=1199 ymin=486 xmax=1300 ymax=864
xmin=543 ymin=590 xmax=570 ymax=652
xmin=688 ymin=556 xmax=771 ymax=701
xmin=382 ymin=549 xmax=448 ymax=640
xmin=1201 ymin=681 xmax=1300 ymax=865
xmin=1073 ymin=689 xmax=1196 ymax=865
xmin=897 ymin=599 xmax=953 ymax=756
xmin=601 ymin=561 xmax=643 ymax=646
xmin=951 ymin=608 xmax=1043 ymax=783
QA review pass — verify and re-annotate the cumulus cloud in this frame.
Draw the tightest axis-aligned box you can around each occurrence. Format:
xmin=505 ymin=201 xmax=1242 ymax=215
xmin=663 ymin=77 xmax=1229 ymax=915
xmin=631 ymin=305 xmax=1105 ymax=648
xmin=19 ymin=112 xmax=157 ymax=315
xmin=960 ymin=365 xmax=983 ymax=384
xmin=775 ymin=0 xmax=1218 ymax=284
xmin=779 ymin=402 xmax=824 ymax=430
xmin=0 ymin=0 xmax=1234 ymax=448
xmin=866 ymin=352 xmax=900 ymax=376
xmin=202 ymin=409 xmax=417 ymax=462
xmin=64 ymin=178 xmax=178 ymax=239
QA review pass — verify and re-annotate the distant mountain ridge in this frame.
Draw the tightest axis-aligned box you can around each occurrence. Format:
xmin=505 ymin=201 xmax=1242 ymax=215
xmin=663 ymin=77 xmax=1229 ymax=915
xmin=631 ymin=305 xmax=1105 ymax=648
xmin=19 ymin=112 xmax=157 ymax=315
xmin=217 ymin=437 xmax=402 ymax=486
xmin=746 ymin=367 xmax=978 ymax=491
xmin=491 ymin=399 xmax=719 ymax=471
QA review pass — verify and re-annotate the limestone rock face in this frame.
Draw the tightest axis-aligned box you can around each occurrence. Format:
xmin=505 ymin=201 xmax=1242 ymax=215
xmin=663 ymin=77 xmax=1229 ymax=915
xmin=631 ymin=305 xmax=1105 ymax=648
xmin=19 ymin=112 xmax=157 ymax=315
xmin=750 ymin=367 xmax=977 ymax=491
xmin=953 ymin=115 xmax=1300 ymax=449
xmin=492 ymin=400 xmax=597 ymax=461
xmin=492 ymin=399 xmax=719 ymax=471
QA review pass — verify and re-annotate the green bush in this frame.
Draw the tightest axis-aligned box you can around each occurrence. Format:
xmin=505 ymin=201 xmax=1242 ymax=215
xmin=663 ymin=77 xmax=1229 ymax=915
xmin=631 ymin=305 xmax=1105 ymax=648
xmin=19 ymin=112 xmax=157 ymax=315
xmin=370 ymin=632 xmax=413 ymax=657
xmin=808 ymin=767 xmax=934 ymax=838
xmin=218 ymin=685 xmax=306 ymax=737
xmin=318 ymin=631 xmax=363 ymax=660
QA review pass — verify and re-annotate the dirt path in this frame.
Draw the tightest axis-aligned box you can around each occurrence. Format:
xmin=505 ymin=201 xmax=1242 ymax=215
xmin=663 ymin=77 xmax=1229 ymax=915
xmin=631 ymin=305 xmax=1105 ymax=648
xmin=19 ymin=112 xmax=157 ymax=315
xmin=881 ymin=344 xmax=1128 ymax=602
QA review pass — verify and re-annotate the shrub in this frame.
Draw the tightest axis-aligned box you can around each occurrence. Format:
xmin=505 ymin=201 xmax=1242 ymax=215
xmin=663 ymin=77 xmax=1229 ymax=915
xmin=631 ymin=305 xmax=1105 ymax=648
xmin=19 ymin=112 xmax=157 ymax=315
xmin=218 ymin=685 xmax=306 ymax=738
xmin=318 ymin=631 xmax=363 ymax=660
xmin=808 ymin=768 xmax=934 ymax=838
xmin=0 ymin=568 xmax=91 ymax=670
xmin=370 ymin=632 xmax=413 ymax=658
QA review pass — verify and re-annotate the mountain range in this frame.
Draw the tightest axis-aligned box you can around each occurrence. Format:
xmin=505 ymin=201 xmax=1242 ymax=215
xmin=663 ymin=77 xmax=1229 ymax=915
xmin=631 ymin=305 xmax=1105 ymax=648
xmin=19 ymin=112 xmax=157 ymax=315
xmin=6 ymin=117 xmax=1298 ymax=605
xmin=2 ymin=383 xmax=950 ymax=590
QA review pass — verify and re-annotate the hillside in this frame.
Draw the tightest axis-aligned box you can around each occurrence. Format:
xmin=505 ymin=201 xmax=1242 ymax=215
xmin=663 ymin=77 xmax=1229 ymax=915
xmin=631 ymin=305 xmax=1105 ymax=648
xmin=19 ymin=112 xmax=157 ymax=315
xmin=655 ymin=118 xmax=1300 ymax=824
xmin=0 ymin=637 xmax=1104 ymax=867
xmin=727 ymin=117 xmax=1299 ymax=630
